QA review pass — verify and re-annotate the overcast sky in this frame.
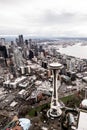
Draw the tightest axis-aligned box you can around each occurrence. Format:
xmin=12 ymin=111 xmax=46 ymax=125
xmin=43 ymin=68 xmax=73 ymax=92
xmin=0 ymin=0 xmax=87 ymax=37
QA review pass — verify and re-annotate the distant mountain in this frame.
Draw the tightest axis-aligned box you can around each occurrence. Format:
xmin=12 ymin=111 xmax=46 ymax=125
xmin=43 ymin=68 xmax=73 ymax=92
xmin=0 ymin=35 xmax=87 ymax=42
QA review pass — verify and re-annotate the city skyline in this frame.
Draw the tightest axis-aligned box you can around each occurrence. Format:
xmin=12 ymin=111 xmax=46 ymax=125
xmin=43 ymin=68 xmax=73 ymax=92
xmin=0 ymin=0 xmax=87 ymax=37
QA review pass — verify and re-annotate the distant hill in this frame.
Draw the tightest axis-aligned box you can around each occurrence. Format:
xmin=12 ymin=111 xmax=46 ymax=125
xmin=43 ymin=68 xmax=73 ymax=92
xmin=0 ymin=35 xmax=87 ymax=42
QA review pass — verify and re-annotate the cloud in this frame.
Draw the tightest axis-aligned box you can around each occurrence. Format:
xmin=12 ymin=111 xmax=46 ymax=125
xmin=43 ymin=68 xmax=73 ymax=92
xmin=22 ymin=9 xmax=87 ymax=26
xmin=39 ymin=10 xmax=87 ymax=26
xmin=0 ymin=0 xmax=87 ymax=37
xmin=21 ymin=10 xmax=76 ymax=26
xmin=0 ymin=0 xmax=35 ymax=5
xmin=41 ymin=10 xmax=76 ymax=25
xmin=0 ymin=0 xmax=20 ymax=6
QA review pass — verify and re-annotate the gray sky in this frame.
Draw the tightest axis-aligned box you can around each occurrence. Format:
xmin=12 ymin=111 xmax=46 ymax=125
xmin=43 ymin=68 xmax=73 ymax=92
xmin=0 ymin=0 xmax=87 ymax=37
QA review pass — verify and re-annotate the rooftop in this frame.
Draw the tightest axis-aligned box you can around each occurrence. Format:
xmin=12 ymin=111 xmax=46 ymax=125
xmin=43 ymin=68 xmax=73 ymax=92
xmin=77 ymin=111 xmax=87 ymax=130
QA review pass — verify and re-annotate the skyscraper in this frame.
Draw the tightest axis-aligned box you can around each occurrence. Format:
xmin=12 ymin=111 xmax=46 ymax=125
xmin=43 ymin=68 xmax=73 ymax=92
xmin=29 ymin=50 xmax=34 ymax=60
xmin=18 ymin=35 xmax=24 ymax=46
xmin=29 ymin=39 xmax=32 ymax=49
xmin=0 ymin=38 xmax=5 ymax=46
xmin=13 ymin=47 xmax=24 ymax=67
xmin=25 ymin=39 xmax=28 ymax=45
xmin=23 ymin=41 xmax=30 ymax=59
xmin=0 ymin=45 xmax=8 ymax=66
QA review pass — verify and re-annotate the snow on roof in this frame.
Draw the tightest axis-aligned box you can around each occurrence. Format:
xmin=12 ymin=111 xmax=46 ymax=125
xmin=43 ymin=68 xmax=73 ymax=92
xmin=83 ymin=77 xmax=87 ymax=81
xmin=67 ymin=86 xmax=73 ymax=89
xmin=10 ymin=101 xmax=18 ymax=107
xmin=81 ymin=99 xmax=87 ymax=108
xmin=19 ymin=118 xmax=31 ymax=130
xmin=41 ymin=126 xmax=48 ymax=130
xmin=35 ymin=80 xmax=42 ymax=86
xmin=78 ymin=111 xmax=87 ymax=130
xmin=18 ymin=89 xmax=26 ymax=95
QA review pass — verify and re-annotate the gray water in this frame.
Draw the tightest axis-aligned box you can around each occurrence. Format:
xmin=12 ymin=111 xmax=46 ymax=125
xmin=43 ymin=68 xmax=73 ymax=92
xmin=58 ymin=43 xmax=87 ymax=59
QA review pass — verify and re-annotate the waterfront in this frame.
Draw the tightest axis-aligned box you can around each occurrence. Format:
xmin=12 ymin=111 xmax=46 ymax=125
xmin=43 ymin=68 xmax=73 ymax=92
xmin=58 ymin=43 xmax=87 ymax=59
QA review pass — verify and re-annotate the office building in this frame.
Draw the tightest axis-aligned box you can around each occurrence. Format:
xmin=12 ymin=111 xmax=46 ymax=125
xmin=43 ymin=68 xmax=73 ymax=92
xmin=18 ymin=35 xmax=24 ymax=46
xmin=13 ymin=47 xmax=24 ymax=67
xmin=0 ymin=38 xmax=5 ymax=46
